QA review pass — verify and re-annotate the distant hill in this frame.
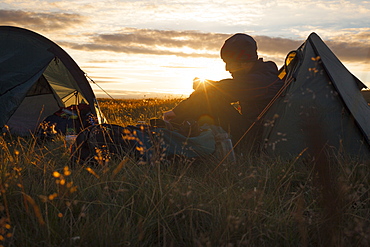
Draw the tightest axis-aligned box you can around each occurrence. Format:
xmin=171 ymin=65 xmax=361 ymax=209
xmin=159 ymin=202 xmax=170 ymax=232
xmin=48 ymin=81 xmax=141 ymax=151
xmin=94 ymin=90 xmax=189 ymax=99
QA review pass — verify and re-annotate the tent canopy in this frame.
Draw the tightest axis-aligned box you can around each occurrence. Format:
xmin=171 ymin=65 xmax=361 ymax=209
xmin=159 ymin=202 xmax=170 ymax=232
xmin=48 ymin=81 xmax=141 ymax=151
xmin=0 ymin=26 xmax=104 ymax=135
xmin=261 ymin=32 xmax=370 ymax=158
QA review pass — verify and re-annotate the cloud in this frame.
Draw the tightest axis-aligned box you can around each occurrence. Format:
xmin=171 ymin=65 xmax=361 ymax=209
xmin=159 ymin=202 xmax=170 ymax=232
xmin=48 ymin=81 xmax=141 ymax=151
xmin=94 ymin=29 xmax=227 ymax=50
xmin=0 ymin=9 xmax=85 ymax=31
xmin=254 ymin=36 xmax=303 ymax=57
xmin=28 ymin=26 xmax=366 ymax=64
xmin=324 ymin=31 xmax=370 ymax=63
xmin=59 ymin=41 xmax=218 ymax=58
xmin=327 ymin=41 xmax=370 ymax=63
xmin=59 ymin=28 xmax=228 ymax=58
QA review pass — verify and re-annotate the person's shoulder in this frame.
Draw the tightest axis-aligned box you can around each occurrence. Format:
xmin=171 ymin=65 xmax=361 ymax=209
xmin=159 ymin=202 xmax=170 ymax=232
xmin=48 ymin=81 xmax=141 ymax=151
xmin=219 ymin=78 xmax=234 ymax=83
xmin=257 ymin=59 xmax=279 ymax=71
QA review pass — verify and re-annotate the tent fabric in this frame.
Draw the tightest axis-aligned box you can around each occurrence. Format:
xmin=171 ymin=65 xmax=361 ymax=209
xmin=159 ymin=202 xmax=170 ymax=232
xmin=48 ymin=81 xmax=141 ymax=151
xmin=261 ymin=32 xmax=370 ymax=158
xmin=6 ymin=94 xmax=61 ymax=134
xmin=43 ymin=58 xmax=87 ymax=101
xmin=144 ymin=127 xmax=216 ymax=158
xmin=0 ymin=26 xmax=104 ymax=135
xmin=308 ymin=34 xmax=370 ymax=141
xmin=71 ymin=124 xmax=217 ymax=166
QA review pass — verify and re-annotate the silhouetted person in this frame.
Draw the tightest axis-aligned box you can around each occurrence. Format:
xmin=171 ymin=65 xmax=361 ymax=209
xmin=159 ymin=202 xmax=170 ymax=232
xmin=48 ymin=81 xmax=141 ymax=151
xmin=163 ymin=33 xmax=283 ymax=150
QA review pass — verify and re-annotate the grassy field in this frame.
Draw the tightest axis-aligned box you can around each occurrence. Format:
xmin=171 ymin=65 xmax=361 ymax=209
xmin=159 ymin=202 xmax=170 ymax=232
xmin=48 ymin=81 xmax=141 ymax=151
xmin=0 ymin=98 xmax=369 ymax=246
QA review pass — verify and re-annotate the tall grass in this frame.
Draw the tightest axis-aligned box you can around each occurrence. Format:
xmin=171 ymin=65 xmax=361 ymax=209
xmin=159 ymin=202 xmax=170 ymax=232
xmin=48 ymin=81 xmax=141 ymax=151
xmin=98 ymin=98 xmax=183 ymax=126
xmin=0 ymin=98 xmax=369 ymax=246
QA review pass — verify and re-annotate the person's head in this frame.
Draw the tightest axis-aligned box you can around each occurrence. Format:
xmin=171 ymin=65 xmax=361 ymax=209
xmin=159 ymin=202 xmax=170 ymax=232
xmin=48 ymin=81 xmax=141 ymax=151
xmin=220 ymin=33 xmax=258 ymax=74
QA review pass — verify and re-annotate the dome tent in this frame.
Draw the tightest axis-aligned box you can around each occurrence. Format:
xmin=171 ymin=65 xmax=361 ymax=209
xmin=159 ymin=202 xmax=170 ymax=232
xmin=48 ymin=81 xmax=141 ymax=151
xmin=0 ymin=26 xmax=104 ymax=135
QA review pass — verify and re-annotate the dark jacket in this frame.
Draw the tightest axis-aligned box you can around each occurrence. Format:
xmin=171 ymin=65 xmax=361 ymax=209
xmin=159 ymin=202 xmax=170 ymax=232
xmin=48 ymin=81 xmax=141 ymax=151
xmin=172 ymin=59 xmax=283 ymax=141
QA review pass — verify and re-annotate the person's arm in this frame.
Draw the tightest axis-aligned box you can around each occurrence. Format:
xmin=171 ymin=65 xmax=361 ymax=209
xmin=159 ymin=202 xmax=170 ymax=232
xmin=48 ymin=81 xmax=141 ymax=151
xmin=168 ymin=93 xmax=199 ymax=121
xmin=163 ymin=110 xmax=176 ymax=122
xmin=162 ymin=83 xmax=227 ymax=123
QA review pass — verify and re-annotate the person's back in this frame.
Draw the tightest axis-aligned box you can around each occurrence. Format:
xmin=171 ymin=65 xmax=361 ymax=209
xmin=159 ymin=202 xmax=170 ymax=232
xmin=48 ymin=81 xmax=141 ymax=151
xmin=226 ymin=59 xmax=283 ymax=124
xmin=163 ymin=33 xmax=283 ymax=149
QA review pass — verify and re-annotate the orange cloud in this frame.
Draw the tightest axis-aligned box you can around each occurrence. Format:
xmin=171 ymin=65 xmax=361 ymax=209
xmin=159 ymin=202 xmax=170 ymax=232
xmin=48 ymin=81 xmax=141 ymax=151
xmin=59 ymin=28 xmax=370 ymax=64
xmin=0 ymin=9 xmax=85 ymax=31
xmin=60 ymin=28 xmax=370 ymax=62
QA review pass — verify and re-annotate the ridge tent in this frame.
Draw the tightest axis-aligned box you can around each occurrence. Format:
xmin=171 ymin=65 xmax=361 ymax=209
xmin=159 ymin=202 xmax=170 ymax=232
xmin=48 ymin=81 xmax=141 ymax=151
xmin=261 ymin=32 xmax=370 ymax=158
xmin=0 ymin=26 xmax=104 ymax=135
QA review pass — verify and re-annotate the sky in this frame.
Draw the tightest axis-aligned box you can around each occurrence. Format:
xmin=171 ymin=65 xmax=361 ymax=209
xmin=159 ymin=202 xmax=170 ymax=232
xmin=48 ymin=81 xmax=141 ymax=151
xmin=1 ymin=0 xmax=370 ymax=99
